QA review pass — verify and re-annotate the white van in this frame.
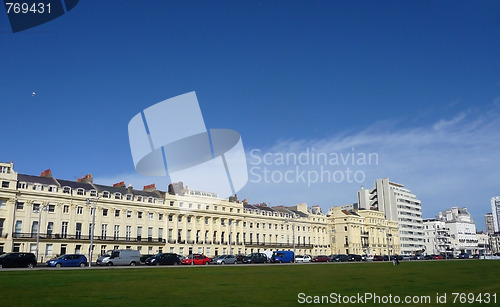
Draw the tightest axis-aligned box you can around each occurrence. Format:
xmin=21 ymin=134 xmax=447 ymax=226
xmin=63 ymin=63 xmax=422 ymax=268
xmin=99 ymin=249 xmax=140 ymax=266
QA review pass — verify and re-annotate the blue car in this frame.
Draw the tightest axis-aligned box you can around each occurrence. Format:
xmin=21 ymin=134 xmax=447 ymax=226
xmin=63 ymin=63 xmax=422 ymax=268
xmin=46 ymin=254 xmax=88 ymax=267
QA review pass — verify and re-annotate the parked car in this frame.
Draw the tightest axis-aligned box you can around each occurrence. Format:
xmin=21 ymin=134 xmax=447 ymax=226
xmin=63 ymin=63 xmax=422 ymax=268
xmin=332 ymin=254 xmax=349 ymax=262
xmin=235 ymin=254 xmax=246 ymax=263
xmin=313 ymin=255 xmax=330 ymax=262
xmin=347 ymin=254 xmax=363 ymax=262
xmin=181 ymin=255 xmax=210 ymax=265
xmin=373 ymin=255 xmax=385 ymax=261
xmin=140 ymin=254 xmax=155 ymax=263
xmin=413 ymin=254 xmax=425 ymax=260
xmin=424 ymin=255 xmax=433 ymax=260
xmin=0 ymin=252 xmax=37 ymax=269
xmin=432 ymin=254 xmax=443 ymax=260
xmin=98 ymin=249 xmax=140 ymax=266
xmin=364 ymin=254 xmax=374 ymax=261
xmin=46 ymin=254 xmax=88 ymax=267
xmin=242 ymin=253 xmax=268 ymax=264
xmin=211 ymin=254 xmax=238 ymax=265
xmin=295 ymin=255 xmax=312 ymax=263
xmin=145 ymin=253 xmax=181 ymax=265
xmin=271 ymin=251 xmax=295 ymax=263
xmin=458 ymin=253 xmax=470 ymax=259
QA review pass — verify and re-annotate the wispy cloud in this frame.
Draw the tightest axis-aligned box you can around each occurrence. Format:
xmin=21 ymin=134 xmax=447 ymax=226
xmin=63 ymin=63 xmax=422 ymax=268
xmin=95 ymin=102 xmax=500 ymax=231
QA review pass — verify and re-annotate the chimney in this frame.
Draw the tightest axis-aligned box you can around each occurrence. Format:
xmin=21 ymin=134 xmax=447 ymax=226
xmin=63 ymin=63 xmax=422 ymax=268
xmin=40 ymin=169 xmax=52 ymax=178
xmin=113 ymin=181 xmax=126 ymax=188
xmin=128 ymin=184 xmax=133 ymax=194
xmin=143 ymin=183 xmax=156 ymax=191
xmin=77 ymin=174 xmax=93 ymax=183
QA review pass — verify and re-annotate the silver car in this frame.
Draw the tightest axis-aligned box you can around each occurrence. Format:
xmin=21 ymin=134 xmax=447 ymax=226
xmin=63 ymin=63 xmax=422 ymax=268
xmin=211 ymin=254 xmax=238 ymax=265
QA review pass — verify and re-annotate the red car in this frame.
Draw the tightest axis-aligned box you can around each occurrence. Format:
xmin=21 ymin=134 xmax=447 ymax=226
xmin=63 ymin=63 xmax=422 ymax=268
xmin=313 ymin=255 xmax=330 ymax=262
xmin=181 ymin=255 xmax=210 ymax=265
xmin=432 ymin=254 xmax=443 ymax=260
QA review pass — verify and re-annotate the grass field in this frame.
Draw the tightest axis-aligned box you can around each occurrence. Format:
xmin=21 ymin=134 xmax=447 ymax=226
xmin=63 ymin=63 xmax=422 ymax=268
xmin=1 ymin=260 xmax=499 ymax=306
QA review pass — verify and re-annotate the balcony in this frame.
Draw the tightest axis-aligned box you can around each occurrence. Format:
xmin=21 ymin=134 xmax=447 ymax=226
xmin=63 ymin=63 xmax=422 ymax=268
xmin=12 ymin=233 xmax=166 ymax=245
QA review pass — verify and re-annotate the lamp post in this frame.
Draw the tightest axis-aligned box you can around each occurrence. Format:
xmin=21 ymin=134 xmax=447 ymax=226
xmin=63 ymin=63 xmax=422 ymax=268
xmin=34 ymin=205 xmax=48 ymax=263
xmin=228 ymin=219 xmax=232 ymax=255
xmin=86 ymin=197 xmax=100 ymax=267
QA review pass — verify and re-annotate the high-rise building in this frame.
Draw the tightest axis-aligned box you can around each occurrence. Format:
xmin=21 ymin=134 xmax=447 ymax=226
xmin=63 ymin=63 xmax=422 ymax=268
xmin=491 ymin=196 xmax=500 ymax=233
xmin=422 ymin=218 xmax=451 ymax=256
xmin=485 ymin=212 xmax=495 ymax=235
xmin=357 ymin=178 xmax=424 ymax=256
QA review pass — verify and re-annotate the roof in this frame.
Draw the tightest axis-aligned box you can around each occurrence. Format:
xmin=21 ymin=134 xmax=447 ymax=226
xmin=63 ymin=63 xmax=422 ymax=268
xmin=56 ymin=178 xmax=95 ymax=191
xmin=18 ymin=174 xmax=58 ymax=186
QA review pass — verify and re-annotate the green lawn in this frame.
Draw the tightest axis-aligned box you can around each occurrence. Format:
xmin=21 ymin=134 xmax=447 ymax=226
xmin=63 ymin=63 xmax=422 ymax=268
xmin=0 ymin=261 xmax=499 ymax=306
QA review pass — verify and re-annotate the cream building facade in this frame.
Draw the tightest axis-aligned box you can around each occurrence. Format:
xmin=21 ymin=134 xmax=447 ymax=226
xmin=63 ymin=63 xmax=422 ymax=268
xmin=0 ymin=162 xmax=331 ymax=262
xmin=328 ymin=206 xmax=400 ymax=256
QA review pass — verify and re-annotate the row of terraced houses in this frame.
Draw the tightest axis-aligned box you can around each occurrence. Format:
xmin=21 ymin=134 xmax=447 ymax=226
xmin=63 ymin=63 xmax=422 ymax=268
xmin=0 ymin=161 xmax=493 ymax=263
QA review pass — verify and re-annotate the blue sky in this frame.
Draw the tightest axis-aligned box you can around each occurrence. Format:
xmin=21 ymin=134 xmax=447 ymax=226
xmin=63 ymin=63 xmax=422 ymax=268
xmin=1 ymin=1 xmax=499 ymax=230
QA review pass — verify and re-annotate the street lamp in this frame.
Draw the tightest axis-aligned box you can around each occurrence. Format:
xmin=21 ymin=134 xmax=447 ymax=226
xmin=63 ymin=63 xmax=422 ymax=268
xmin=34 ymin=204 xmax=48 ymax=263
xmin=86 ymin=197 xmax=100 ymax=267
xmin=228 ymin=219 xmax=232 ymax=255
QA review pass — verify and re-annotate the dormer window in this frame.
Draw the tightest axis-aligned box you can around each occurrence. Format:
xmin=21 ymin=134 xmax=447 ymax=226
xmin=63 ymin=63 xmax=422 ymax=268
xmin=48 ymin=186 xmax=58 ymax=192
xmin=90 ymin=190 xmax=97 ymax=197
xmin=77 ymin=188 xmax=85 ymax=196
xmin=126 ymin=194 xmax=133 ymax=201
xmin=102 ymin=191 xmax=110 ymax=198
xmin=17 ymin=182 xmax=27 ymax=189
xmin=147 ymin=197 xmax=153 ymax=203
xmin=63 ymin=186 xmax=71 ymax=194
xmin=137 ymin=196 xmax=143 ymax=202
xmin=33 ymin=184 xmax=43 ymax=191
xmin=114 ymin=192 xmax=122 ymax=200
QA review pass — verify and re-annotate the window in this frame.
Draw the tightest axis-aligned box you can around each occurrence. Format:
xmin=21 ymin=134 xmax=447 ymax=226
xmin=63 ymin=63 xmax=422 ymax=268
xmin=159 ymin=214 xmax=164 ymax=221
xmin=137 ymin=226 xmax=142 ymax=240
xmin=48 ymin=186 xmax=57 ymax=192
xmin=187 ymin=216 xmax=192 ymax=223
xmin=61 ymin=222 xmax=68 ymax=238
xmin=16 ymin=202 xmax=24 ymax=210
xmin=47 ymin=222 xmax=53 ymax=236
xmin=48 ymin=205 xmax=55 ymax=213
xmin=102 ymin=224 xmax=108 ymax=238
xmin=158 ymin=228 xmax=163 ymax=241
xmin=126 ymin=226 xmax=131 ymax=240
xmin=149 ymin=212 xmax=154 ymax=220
xmin=77 ymin=206 xmax=83 ymax=214
xmin=137 ymin=196 xmax=143 ymax=202
xmin=75 ymin=223 xmax=82 ymax=239
xmin=103 ymin=191 xmax=110 ymax=198
xmin=114 ymin=225 xmax=120 ymax=240
xmin=126 ymin=194 xmax=132 ymax=200
xmin=127 ymin=211 xmax=132 ymax=218
xmin=205 ymin=217 xmax=209 ymax=225
xmin=138 ymin=212 xmax=143 ymax=219
xmin=115 ymin=210 xmax=120 ymax=217
xmin=0 ymin=199 xmax=6 ymax=209
xmin=63 ymin=186 xmax=71 ymax=194
xmin=168 ymin=215 xmax=173 ymax=222
xmin=31 ymin=221 xmax=38 ymax=237
xmin=90 ymin=190 xmax=97 ymax=197
xmin=2 ymin=181 xmax=9 ymax=188
xmin=45 ymin=244 xmax=53 ymax=256
xmin=178 ymin=216 xmax=182 ymax=222
xmin=103 ymin=209 xmax=108 ymax=216
xmin=170 ymin=201 xmax=174 ymax=206
xmin=115 ymin=193 xmax=122 ymax=200
xmin=148 ymin=227 xmax=153 ymax=241
xmin=0 ymin=218 xmax=4 ymax=237
xmin=63 ymin=205 xmax=69 ymax=213
xmin=33 ymin=204 xmax=40 ymax=212
xmin=77 ymin=188 xmax=85 ymax=196
xmin=148 ymin=197 xmax=153 ymax=203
